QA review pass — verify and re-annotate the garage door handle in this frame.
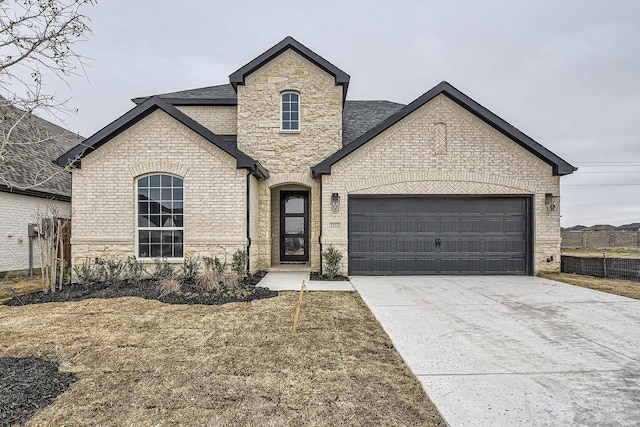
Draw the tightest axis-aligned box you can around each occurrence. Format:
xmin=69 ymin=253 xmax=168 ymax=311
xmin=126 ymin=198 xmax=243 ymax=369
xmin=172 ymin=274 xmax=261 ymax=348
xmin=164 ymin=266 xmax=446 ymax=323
xmin=435 ymin=238 xmax=441 ymax=247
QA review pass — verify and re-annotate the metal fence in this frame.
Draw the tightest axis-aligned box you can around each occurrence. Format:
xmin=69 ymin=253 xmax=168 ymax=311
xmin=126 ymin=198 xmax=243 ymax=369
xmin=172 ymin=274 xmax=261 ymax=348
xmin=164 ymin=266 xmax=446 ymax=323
xmin=561 ymin=255 xmax=640 ymax=282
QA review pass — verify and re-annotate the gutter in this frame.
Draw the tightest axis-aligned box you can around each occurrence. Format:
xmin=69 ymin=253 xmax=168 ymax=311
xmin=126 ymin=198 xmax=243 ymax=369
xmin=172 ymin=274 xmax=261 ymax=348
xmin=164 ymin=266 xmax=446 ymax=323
xmin=319 ymin=176 xmax=323 ymax=275
xmin=246 ymin=173 xmax=252 ymax=274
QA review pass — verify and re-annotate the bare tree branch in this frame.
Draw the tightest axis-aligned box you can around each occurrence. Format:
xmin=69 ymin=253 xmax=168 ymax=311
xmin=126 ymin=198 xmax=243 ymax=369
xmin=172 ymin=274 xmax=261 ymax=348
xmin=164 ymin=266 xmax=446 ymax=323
xmin=0 ymin=0 xmax=95 ymax=190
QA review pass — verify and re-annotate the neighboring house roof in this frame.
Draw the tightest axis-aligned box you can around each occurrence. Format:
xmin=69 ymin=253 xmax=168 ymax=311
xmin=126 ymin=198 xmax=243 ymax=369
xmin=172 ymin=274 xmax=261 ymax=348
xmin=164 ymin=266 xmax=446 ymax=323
xmin=56 ymin=96 xmax=269 ymax=180
xmin=585 ymin=224 xmax=617 ymax=230
xmin=563 ymin=225 xmax=588 ymax=231
xmin=131 ymin=84 xmax=237 ymax=106
xmin=313 ymin=81 xmax=577 ymax=176
xmin=618 ymin=223 xmax=640 ymax=230
xmin=229 ymin=36 xmax=351 ymax=101
xmin=0 ymin=98 xmax=82 ymax=201
xmin=343 ymin=100 xmax=405 ymax=146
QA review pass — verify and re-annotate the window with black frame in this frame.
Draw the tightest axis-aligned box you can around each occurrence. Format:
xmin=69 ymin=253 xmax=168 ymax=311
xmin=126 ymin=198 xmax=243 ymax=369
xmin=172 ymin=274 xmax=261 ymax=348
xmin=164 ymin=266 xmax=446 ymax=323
xmin=136 ymin=173 xmax=184 ymax=258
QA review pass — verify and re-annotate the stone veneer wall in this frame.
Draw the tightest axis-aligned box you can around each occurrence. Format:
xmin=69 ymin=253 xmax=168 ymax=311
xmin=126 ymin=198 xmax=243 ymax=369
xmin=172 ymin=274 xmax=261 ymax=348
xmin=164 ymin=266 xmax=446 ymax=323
xmin=70 ymin=109 xmax=248 ymax=268
xmin=176 ymin=106 xmax=237 ymax=135
xmin=322 ymin=94 xmax=562 ymax=274
xmin=236 ymin=49 xmax=343 ymax=270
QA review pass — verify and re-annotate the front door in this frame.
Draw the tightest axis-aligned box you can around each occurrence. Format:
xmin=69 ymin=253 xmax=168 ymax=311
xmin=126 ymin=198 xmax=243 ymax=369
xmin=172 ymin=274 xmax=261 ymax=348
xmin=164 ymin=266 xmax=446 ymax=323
xmin=280 ymin=191 xmax=309 ymax=262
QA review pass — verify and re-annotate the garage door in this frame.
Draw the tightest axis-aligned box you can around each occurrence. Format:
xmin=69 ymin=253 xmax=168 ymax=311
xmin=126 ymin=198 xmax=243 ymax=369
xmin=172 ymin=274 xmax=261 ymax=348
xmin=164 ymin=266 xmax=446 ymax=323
xmin=348 ymin=196 xmax=531 ymax=275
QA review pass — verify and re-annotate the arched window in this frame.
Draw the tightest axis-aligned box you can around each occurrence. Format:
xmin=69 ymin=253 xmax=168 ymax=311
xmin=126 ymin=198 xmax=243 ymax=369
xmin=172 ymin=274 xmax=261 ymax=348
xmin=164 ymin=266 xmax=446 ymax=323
xmin=281 ymin=91 xmax=299 ymax=131
xmin=137 ymin=173 xmax=184 ymax=258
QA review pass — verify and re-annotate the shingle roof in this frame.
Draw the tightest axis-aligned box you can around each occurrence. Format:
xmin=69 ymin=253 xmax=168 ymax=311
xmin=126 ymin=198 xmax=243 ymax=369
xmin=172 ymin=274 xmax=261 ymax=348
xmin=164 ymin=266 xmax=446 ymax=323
xmin=57 ymin=96 xmax=269 ymax=180
xmin=313 ymin=81 xmax=577 ymax=176
xmin=342 ymin=100 xmax=405 ymax=145
xmin=132 ymin=84 xmax=237 ymax=105
xmin=0 ymin=98 xmax=82 ymax=200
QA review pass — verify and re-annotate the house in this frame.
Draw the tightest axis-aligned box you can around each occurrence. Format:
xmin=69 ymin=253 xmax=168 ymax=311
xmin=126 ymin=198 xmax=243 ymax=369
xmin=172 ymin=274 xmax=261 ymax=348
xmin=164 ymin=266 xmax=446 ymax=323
xmin=57 ymin=36 xmax=575 ymax=276
xmin=0 ymin=99 xmax=81 ymax=276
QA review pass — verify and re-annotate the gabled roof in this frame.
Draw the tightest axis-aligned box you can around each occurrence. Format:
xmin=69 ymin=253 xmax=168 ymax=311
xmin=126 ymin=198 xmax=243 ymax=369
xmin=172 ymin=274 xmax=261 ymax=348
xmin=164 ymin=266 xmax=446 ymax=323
xmin=313 ymin=81 xmax=577 ymax=176
xmin=229 ymin=36 xmax=350 ymax=100
xmin=131 ymin=84 xmax=237 ymax=106
xmin=56 ymin=96 xmax=268 ymax=180
xmin=0 ymin=97 xmax=82 ymax=201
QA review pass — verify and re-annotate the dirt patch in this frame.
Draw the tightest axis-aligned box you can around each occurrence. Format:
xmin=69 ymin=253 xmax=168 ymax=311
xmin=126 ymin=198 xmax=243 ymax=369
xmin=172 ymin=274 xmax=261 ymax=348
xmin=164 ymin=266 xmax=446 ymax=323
xmin=540 ymin=272 xmax=640 ymax=300
xmin=3 ymin=271 xmax=276 ymax=307
xmin=0 ymin=292 xmax=445 ymax=426
xmin=0 ymin=356 xmax=76 ymax=426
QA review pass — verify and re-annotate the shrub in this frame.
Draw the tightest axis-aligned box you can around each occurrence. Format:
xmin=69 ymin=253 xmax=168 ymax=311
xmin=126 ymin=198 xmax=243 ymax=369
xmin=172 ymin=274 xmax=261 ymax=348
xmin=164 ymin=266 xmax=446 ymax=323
xmin=152 ymin=258 xmax=176 ymax=281
xmin=124 ymin=256 xmax=145 ymax=284
xmin=322 ymin=245 xmax=343 ymax=279
xmin=73 ymin=258 xmax=106 ymax=285
xmin=221 ymin=273 xmax=240 ymax=289
xmin=101 ymin=259 xmax=125 ymax=288
xmin=181 ymin=256 xmax=200 ymax=281
xmin=231 ymin=249 xmax=248 ymax=277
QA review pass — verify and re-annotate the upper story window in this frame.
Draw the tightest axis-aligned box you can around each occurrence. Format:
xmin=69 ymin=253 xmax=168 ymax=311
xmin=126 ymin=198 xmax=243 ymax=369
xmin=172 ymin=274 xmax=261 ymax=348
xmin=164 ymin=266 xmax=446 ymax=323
xmin=137 ymin=173 xmax=184 ymax=259
xmin=281 ymin=91 xmax=299 ymax=131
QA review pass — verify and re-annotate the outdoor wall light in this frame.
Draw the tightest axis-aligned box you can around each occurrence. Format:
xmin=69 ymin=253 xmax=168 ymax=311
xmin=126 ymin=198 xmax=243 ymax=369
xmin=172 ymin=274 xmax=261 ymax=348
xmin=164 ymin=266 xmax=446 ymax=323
xmin=331 ymin=193 xmax=341 ymax=212
xmin=545 ymin=193 xmax=559 ymax=212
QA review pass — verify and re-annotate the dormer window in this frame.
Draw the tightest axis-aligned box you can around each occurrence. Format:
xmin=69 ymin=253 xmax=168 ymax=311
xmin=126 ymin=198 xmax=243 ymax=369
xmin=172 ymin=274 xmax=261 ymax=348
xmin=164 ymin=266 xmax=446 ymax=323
xmin=281 ymin=92 xmax=299 ymax=131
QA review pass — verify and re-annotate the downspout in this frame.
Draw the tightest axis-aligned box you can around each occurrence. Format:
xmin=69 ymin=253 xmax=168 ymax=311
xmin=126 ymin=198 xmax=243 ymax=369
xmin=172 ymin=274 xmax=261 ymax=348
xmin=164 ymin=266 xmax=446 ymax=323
xmin=246 ymin=172 xmax=252 ymax=275
xmin=318 ymin=175 xmax=323 ymax=276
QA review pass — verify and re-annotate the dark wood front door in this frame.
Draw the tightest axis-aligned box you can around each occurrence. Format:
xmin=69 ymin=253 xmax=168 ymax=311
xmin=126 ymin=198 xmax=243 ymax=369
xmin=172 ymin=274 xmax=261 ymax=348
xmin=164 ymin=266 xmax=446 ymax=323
xmin=280 ymin=191 xmax=309 ymax=262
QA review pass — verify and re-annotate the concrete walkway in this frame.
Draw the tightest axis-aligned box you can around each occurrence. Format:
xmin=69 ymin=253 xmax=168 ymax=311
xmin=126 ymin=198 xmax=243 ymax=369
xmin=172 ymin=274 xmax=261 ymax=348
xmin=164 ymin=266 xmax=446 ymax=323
xmin=351 ymin=275 xmax=640 ymax=426
xmin=260 ymin=271 xmax=355 ymax=291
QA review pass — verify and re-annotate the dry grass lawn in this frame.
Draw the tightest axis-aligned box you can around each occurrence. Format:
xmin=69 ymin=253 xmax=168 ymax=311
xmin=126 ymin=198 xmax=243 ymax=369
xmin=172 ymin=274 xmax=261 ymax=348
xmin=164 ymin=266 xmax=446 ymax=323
xmin=540 ymin=272 xmax=640 ymax=300
xmin=0 ymin=292 xmax=445 ymax=426
xmin=0 ymin=275 xmax=42 ymax=302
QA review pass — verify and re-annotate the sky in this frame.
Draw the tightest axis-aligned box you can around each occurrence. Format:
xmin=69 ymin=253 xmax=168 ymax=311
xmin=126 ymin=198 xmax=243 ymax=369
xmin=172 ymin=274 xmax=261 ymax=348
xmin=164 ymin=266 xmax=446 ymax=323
xmin=21 ymin=0 xmax=640 ymax=227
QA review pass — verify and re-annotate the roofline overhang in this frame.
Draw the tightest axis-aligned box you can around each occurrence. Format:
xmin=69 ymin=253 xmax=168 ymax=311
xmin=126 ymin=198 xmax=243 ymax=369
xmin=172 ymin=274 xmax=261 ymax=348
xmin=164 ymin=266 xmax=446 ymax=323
xmin=229 ymin=36 xmax=350 ymax=102
xmin=312 ymin=81 xmax=577 ymax=177
xmin=131 ymin=97 xmax=237 ymax=106
xmin=56 ymin=96 xmax=269 ymax=180
xmin=0 ymin=184 xmax=70 ymax=202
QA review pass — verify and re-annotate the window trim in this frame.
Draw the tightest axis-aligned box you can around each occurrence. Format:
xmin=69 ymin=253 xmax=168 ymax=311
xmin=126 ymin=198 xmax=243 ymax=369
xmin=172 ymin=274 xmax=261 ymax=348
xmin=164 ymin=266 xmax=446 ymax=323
xmin=280 ymin=91 xmax=300 ymax=132
xmin=135 ymin=173 xmax=185 ymax=261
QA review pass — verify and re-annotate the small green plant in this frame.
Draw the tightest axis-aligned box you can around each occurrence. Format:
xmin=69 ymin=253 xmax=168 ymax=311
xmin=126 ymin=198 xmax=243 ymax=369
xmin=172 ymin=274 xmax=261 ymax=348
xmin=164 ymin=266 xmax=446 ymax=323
xmin=124 ymin=256 xmax=145 ymax=284
xmin=101 ymin=259 xmax=125 ymax=288
xmin=73 ymin=258 xmax=106 ymax=285
xmin=202 ymin=255 xmax=228 ymax=276
xmin=231 ymin=249 xmax=248 ymax=277
xmin=322 ymin=245 xmax=343 ymax=279
xmin=152 ymin=258 xmax=176 ymax=281
xmin=181 ymin=256 xmax=201 ymax=281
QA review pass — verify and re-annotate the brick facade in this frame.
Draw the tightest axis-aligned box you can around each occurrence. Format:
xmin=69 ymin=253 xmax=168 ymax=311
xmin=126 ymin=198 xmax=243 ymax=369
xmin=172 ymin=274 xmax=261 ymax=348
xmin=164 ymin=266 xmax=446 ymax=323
xmin=322 ymin=94 xmax=562 ymax=274
xmin=71 ymin=109 xmax=248 ymax=267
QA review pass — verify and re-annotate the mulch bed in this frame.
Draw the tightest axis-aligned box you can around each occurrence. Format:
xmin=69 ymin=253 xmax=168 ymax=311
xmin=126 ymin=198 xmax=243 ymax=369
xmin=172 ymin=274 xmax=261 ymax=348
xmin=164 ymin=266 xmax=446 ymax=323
xmin=4 ymin=271 xmax=277 ymax=307
xmin=309 ymin=272 xmax=350 ymax=281
xmin=0 ymin=357 xmax=76 ymax=426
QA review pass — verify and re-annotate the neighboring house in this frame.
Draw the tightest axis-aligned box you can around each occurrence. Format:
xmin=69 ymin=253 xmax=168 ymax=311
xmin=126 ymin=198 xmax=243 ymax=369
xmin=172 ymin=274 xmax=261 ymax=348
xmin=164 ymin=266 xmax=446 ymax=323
xmin=0 ymin=99 xmax=81 ymax=276
xmin=57 ymin=36 xmax=575 ymax=276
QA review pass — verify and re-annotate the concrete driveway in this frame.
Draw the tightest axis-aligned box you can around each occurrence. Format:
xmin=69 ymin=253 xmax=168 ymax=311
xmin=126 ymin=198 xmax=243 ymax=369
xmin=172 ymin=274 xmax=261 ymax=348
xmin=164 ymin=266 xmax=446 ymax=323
xmin=351 ymin=276 xmax=640 ymax=426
